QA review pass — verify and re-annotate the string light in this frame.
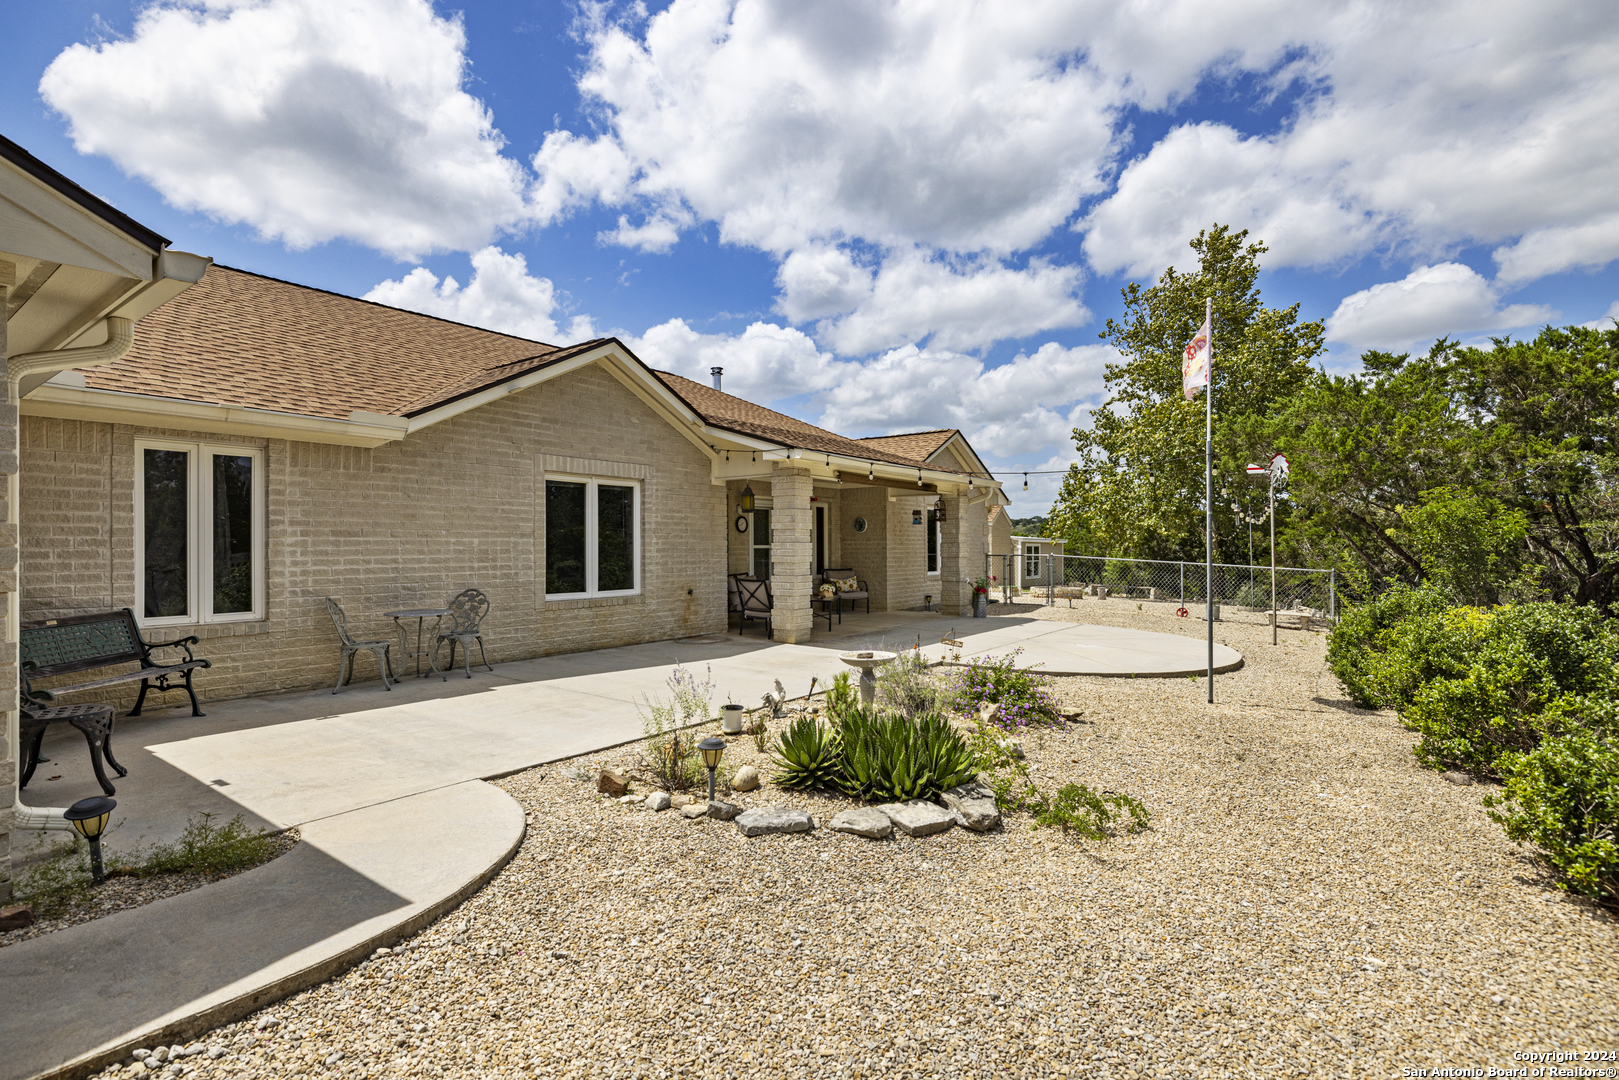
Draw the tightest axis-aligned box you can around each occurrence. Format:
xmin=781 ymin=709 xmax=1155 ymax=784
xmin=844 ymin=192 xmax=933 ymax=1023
xmin=1024 ymin=473 xmax=1029 ymax=491
xmin=917 ymin=468 xmax=923 ymax=487
xmin=868 ymin=462 xmax=874 ymax=480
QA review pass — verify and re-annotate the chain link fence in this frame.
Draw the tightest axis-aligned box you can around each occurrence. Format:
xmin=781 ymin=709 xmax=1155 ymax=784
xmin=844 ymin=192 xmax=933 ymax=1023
xmin=986 ymin=552 xmax=1336 ymax=627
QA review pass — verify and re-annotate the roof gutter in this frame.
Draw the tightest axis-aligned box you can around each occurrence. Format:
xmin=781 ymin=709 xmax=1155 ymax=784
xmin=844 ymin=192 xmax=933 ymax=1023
xmin=9 ymin=315 xmax=134 ymax=383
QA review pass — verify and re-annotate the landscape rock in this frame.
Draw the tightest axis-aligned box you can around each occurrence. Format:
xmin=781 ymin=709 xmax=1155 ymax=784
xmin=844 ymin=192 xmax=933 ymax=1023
xmin=644 ymin=791 xmax=671 ymax=811
xmin=0 ymin=904 xmax=34 ymax=930
xmin=706 ymin=800 xmax=740 ymax=821
xmin=681 ymin=803 xmax=709 ymax=819
xmin=735 ymin=807 xmax=815 ymax=837
xmin=598 ymin=768 xmax=628 ymax=796
xmin=877 ymin=800 xmax=956 ymax=837
xmin=1442 ymin=770 xmax=1475 ymax=786
xmin=617 ymin=794 xmax=643 ymax=806
xmin=670 ymin=794 xmax=697 ymax=808
xmin=560 ymin=767 xmax=591 ymax=782
xmin=829 ymin=807 xmax=893 ymax=838
xmin=730 ymin=765 xmax=761 ymax=792
xmin=941 ymin=781 xmax=1001 ymax=831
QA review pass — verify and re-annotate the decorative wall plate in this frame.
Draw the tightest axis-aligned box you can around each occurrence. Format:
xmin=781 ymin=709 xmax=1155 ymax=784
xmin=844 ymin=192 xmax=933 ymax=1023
xmin=852 ymin=516 xmax=868 ymax=533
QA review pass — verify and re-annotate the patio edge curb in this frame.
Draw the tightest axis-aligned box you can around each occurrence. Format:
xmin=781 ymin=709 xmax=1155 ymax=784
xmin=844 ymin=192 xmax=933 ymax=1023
xmin=34 ymin=784 xmax=527 ymax=1080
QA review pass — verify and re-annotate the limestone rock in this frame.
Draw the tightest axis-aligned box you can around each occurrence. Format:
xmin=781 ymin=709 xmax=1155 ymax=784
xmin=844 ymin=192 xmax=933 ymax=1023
xmin=598 ymin=768 xmax=628 ymax=796
xmin=941 ymin=781 xmax=1001 ymax=832
xmin=561 ymin=766 xmax=591 ymax=782
xmin=877 ymin=800 xmax=956 ymax=837
xmin=735 ymin=807 xmax=815 ymax=837
xmin=645 ymin=791 xmax=672 ymax=811
xmin=731 ymin=765 xmax=761 ymax=792
xmin=829 ymin=807 xmax=893 ymax=839
xmin=707 ymin=799 xmax=741 ymax=821
xmin=1442 ymin=770 xmax=1475 ymax=786
xmin=671 ymin=794 xmax=697 ymax=808
xmin=681 ymin=803 xmax=709 ymax=819
xmin=617 ymin=794 xmax=643 ymax=806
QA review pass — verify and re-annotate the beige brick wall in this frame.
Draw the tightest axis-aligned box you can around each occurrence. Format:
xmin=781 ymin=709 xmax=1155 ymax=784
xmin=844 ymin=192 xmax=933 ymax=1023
xmin=19 ymin=362 xmax=725 ymax=706
xmin=1 ymin=274 xmax=14 ymax=900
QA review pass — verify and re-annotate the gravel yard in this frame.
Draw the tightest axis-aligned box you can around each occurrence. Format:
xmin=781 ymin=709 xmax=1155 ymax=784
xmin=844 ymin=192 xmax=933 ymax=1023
xmin=95 ymin=601 xmax=1619 ymax=1079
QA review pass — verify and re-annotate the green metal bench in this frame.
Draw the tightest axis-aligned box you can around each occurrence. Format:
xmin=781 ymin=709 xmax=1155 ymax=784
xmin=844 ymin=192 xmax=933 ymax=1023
xmin=21 ymin=608 xmax=212 ymax=717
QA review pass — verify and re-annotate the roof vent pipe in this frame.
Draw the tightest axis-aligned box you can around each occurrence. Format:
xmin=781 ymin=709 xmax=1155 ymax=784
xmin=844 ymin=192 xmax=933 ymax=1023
xmin=710 ymin=366 xmax=723 ymax=391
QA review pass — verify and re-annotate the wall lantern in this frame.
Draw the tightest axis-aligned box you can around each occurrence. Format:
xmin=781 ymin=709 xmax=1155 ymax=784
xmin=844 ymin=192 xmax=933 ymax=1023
xmin=740 ymin=484 xmax=756 ymax=512
xmin=698 ymin=737 xmax=726 ymax=802
xmin=935 ymin=497 xmax=947 ymax=523
xmin=65 ymin=796 xmax=116 ymax=885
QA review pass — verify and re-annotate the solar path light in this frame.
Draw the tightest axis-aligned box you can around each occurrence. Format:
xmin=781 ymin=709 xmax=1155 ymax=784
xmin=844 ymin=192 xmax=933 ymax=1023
xmin=697 ymin=738 xmax=726 ymax=802
xmin=65 ymin=796 xmax=116 ymax=885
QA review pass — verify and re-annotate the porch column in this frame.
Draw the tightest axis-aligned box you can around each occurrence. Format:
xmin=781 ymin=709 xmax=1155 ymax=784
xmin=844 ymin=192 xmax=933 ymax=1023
xmin=939 ymin=490 xmax=981 ymax=616
xmin=770 ymin=466 xmax=814 ymax=643
xmin=1 ymin=262 xmax=14 ymax=900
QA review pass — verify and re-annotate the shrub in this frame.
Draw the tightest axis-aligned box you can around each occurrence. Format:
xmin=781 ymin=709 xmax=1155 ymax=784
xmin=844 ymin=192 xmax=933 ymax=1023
xmin=1326 ymin=583 xmax=1479 ymax=709
xmin=950 ymin=648 xmax=1060 ymax=730
xmin=1404 ymin=603 xmax=1619 ymax=775
xmin=836 ymin=709 xmax=976 ymax=802
xmin=1485 ymin=727 xmax=1619 ymax=905
xmin=771 ymin=714 xmax=842 ymax=791
xmin=964 ymin=719 xmax=1150 ymax=840
xmin=874 ymin=649 xmax=942 ymax=719
xmin=638 ymin=663 xmax=715 ymax=791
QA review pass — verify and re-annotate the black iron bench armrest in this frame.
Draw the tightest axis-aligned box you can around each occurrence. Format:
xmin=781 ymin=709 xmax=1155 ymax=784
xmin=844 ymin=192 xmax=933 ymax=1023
xmin=141 ymin=633 xmax=202 ymax=664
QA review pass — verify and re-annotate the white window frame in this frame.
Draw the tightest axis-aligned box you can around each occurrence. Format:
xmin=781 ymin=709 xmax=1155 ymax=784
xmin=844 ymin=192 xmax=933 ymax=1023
xmin=926 ymin=509 xmax=941 ymax=576
xmin=1023 ymin=544 xmax=1041 ymax=579
xmin=544 ymin=475 xmax=642 ymax=600
xmin=134 ymin=438 xmax=266 ymax=627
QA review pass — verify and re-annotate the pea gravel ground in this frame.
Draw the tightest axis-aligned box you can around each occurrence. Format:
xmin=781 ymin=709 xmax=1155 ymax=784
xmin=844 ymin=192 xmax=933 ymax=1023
xmin=95 ymin=600 xmax=1619 ymax=1080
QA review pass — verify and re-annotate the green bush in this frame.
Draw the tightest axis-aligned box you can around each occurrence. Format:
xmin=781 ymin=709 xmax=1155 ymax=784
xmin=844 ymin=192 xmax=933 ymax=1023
xmin=836 ymin=709 xmax=977 ymax=802
xmin=1404 ymin=603 xmax=1619 ymax=775
xmin=874 ymin=650 xmax=943 ymax=719
xmin=950 ymin=649 xmax=1061 ymax=730
xmin=1326 ymin=583 xmax=1479 ymax=709
xmin=771 ymin=714 xmax=842 ymax=791
xmin=1485 ymin=727 xmax=1619 ymax=905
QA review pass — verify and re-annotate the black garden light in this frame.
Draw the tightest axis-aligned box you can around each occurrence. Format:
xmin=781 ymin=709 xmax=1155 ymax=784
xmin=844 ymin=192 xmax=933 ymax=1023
xmin=739 ymin=484 xmax=755 ymax=512
xmin=697 ymin=737 xmax=726 ymax=802
xmin=65 ymin=796 xmax=116 ymax=885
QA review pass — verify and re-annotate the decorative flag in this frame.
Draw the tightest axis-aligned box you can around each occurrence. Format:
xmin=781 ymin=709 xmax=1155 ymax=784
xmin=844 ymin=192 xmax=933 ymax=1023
xmin=1182 ymin=315 xmax=1211 ymax=400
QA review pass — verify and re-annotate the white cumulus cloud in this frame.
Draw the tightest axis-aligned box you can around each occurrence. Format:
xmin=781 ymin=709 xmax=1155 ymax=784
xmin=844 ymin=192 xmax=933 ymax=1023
xmin=39 ymin=0 xmax=530 ymax=260
xmin=364 ymin=247 xmax=595 ymax=344
xmin=1325 ymin=263 xmax=1556 ymax=352
xmin=626 ymin=319 xmax=850 ymax=407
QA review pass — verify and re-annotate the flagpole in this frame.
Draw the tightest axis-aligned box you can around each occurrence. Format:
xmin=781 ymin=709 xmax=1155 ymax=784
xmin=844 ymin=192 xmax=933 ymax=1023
xmin=1205 ymin=295 xmax=1214 ymax=704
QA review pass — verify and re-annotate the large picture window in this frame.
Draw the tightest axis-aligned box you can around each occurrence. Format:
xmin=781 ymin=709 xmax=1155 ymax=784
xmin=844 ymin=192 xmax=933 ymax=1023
xmin=136 ymin=440 xmax=265 ymax=626
xmin=546 ymin=477 xmax=641 ymax=598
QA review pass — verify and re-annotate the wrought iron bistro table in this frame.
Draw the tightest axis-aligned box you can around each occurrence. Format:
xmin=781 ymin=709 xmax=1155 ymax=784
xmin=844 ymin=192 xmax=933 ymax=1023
xmin=385 ymin=608 xmax=452 ymax=680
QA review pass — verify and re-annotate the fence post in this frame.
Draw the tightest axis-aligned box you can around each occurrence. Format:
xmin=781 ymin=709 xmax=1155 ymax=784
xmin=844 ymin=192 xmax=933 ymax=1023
xmin=1179 ymin=561 xmax=1185 ymax=603
xmin=1329 ymin=568 xmax=1337 ymax=622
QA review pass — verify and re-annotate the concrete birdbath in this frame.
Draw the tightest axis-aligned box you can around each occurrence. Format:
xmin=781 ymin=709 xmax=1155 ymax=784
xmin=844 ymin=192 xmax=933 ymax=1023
xmin=838 ymin=650 xmax=897 ymax=705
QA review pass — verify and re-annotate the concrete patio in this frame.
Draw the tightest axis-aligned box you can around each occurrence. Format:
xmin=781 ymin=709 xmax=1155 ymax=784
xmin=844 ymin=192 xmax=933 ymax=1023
xmin=2 ymin=610 xmax=1239 ymax=1080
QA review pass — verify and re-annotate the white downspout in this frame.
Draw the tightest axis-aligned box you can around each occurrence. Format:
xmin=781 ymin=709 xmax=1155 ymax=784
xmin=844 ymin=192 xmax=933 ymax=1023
xmin=10 ymin=316 xmax=136 ymax=832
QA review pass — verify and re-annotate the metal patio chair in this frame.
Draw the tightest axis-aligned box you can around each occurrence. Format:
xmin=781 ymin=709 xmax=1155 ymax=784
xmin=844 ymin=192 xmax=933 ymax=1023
xmin=436 ymin=588 xmax=494 ymax=678
xmin=325 ymin=597 xmax=396 ymax=693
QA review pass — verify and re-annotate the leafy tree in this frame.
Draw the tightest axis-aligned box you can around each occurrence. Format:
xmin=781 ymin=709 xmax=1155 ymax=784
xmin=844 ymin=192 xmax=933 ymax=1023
xmin=1058 ymin=225 xmax=1324 ymax=560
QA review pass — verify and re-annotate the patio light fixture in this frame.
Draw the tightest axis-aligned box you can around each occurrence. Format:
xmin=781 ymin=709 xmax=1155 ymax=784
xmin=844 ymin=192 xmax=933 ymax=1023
xmin=935 ymin=497 xmax=946 ymax=523
xmin=697 ymin=738 xmax=726 ymax=802
xmin=740 ymin=484 xmax=755 ymax=512
xmin=65 ymin=796 xmax=116 ymax=885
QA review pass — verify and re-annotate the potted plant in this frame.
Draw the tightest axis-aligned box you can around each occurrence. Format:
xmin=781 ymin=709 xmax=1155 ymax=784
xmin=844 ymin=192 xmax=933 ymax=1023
xmin=720 ymin=696 xmax=746 ymax=734
xmin=970 ymin=576 xmax=991 ymax=617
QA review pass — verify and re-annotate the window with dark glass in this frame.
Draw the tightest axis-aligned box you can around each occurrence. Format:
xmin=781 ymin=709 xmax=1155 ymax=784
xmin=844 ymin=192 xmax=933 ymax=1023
xmin=546 ymin=478 xmax=639 ymax=597
xmin=926 ymin=508 xmax=940 ymax=573
xmin=546 ymin=480 xmax=588 ymax=594
xmin=213 ymin=455 xmax=255 ymax=614
xmin=144 ymin=449 xmax=189 ymax=618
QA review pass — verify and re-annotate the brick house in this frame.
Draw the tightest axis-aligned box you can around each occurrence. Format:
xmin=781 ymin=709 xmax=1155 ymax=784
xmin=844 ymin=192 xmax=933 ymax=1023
xmin=18 ymin=264 xmax=1008 ymax=705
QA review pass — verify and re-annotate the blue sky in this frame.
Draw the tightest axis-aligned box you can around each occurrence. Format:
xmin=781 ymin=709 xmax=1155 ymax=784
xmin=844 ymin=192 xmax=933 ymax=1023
xmin=10 ymin=1 xmax=1618 ymax=514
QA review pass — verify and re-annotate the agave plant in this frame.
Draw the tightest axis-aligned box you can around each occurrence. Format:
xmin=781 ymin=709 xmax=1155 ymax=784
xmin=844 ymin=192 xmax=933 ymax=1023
xmin=835 ymin=709 xmax=978 ymax=802
xmin=771 ymin=714 xmax=842 ymax=790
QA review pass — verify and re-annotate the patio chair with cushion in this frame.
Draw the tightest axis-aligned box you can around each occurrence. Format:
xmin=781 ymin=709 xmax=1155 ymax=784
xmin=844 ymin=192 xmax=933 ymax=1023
xmin=728 ymin=574 xmax=774 ymax=638
xmin=820 ymin=569 xmax=870 ymax=614
xmin=325 ymin=597 xmax=396 ymax=693
xmin=436 ymin=588 xmax=494 ymax=678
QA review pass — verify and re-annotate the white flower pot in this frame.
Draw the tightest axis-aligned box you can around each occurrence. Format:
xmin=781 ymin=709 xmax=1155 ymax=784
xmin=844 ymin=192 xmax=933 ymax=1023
xmin=721 ymin=704 xmax=746 ymax=734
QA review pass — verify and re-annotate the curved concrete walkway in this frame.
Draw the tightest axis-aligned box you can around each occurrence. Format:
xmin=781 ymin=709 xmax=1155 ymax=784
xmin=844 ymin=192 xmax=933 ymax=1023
xmin=3 ymin=612 xmax=1239 ymax=1080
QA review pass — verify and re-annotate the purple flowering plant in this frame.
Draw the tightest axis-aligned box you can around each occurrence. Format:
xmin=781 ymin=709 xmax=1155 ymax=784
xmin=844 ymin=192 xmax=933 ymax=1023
xmin=950 ymin=647 xmax=1061 ymax=731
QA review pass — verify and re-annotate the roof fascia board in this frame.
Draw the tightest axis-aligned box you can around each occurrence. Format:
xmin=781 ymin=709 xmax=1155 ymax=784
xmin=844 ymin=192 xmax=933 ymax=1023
xmin=21 ymin=386 xmax=409 ymax=448
xmin=0 ymin=134 xmax=170 ymax=251
xmin=927 ymin=431 xmax=994 ymax=479
xmin=403 ymin=351 xmax=603 ymax=434
xmin=0 ymin=162 xmax=158 ymax=279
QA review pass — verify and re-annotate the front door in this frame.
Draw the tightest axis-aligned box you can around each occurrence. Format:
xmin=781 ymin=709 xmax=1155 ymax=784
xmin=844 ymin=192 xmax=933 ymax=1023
xmin=751 ymin=507 xmax=772 ymax=580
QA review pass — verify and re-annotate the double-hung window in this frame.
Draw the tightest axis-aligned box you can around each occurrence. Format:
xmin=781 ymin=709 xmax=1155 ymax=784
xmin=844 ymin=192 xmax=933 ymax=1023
xmin=136 ymin=440 xmax=265 ymax=626
xmin=1023 ymin=544 xmax=1042 ymax=579
xmin=545 ymin=476 xmax=641 ymax=598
